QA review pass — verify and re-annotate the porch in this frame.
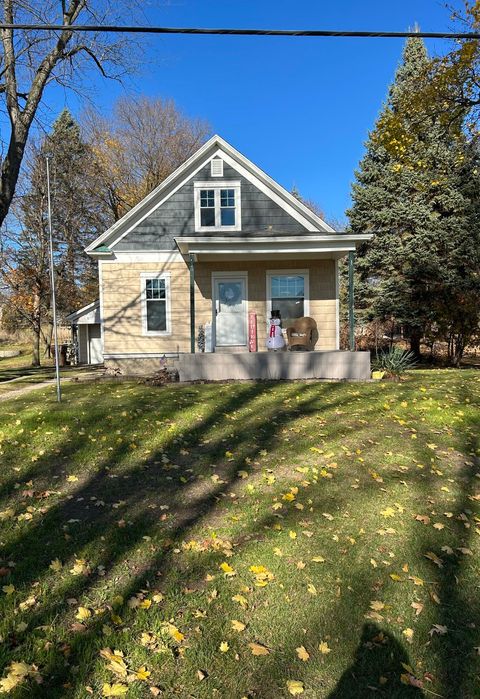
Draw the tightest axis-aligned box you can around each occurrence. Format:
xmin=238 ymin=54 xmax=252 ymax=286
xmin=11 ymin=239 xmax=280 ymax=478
xmin=176 ymin=349 xmax=370 ymax=381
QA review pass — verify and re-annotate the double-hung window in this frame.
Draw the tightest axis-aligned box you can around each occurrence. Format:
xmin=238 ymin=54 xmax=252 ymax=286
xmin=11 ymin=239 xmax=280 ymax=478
xmin=141 ymin=273 xmax=171 ymax=335
xmin=194 ymin=181 xmax=241 ymax=231
xmin=267 ymin=271 xmax=309 ymax=328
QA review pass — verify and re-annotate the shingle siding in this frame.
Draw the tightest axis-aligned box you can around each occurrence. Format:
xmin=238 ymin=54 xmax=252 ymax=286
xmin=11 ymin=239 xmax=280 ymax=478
xmin=114 ymin=162 xmax=309 ymax=251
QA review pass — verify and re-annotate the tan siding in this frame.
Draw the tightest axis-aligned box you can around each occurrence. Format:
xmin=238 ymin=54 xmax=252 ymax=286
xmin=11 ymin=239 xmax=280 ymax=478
xmin=101 ymin=258 xmax=338 ymax=355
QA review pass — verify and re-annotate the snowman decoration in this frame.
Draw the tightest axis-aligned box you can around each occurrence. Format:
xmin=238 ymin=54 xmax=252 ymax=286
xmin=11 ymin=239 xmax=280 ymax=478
xmin=266 ymin=310 xmax=285 ymax=351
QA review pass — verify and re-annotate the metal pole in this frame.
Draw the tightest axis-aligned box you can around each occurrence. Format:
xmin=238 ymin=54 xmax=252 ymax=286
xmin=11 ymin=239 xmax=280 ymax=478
xmin=46 ymin=156 xmax=61 ymax=402
xmin=348 ymin=250 xmax=355 ymax=352
xmin=189 ymin=253 xmax=195 ymax=353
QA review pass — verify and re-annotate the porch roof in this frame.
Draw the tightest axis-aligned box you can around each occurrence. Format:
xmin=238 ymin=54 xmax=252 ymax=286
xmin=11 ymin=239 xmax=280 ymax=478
xmin=175 ymin=233 xmax=373 ymax=259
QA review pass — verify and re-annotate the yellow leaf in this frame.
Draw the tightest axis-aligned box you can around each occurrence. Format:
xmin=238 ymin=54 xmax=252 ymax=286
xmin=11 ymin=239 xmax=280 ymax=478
xmin=139 ymin=599 xmax=152 ymax=609
xmin=2 ymin=584 xmax=15 ymax=595
xmin=307 ymin=583 xmax=317 ymax=595
xmin=287 ymin=679 xmax=305 ymax=695
xmin=49 ymin=558 xmax=63 ymax=572
xmin=220 ymin=562 xmax=236 ymax=576
xmin=389 ymin=573 xmax=403 ymax=582
xmin=380 ymin=507 xmax=396 ymax=518
xmin=231 ymin=619 xmax=246 ymax=632
xmin=102 ymin=684 xmax=128 ymax=697
xmin=408 ymin=575 xmax=424 ymax=586
xmin=289 ymin=530 xmax=297 ymax=539
xmin=135 ymin=666 xmax=151 ymax=681
xmin=232 ymin=594 xmax=248 ymax=608
xmin=370 ymin=600 xmax=385 ymax=611
xmin=166 ymin=623 xmax=184 ymax=642
xmin=296 ymin=645 xmax=310 ymax=661
xmin=75 ymin=607 xmax=91 ymax=621
xmin=319 ymin=641 xmax=331 ymax=654
xmin=67 ymin=475 xmax=79 ymax=482
xmin=249 ymin=642 xmax=270 ymax=656
xmin=311 ymin=556 xmax=325 ymax=563
xmin=403 ymin=628 xmax=414 ymax=643
xmin=0 ymin=674 xmax=21 ymax=693
xmin=219 ymin=641 xmax=229 ymax=652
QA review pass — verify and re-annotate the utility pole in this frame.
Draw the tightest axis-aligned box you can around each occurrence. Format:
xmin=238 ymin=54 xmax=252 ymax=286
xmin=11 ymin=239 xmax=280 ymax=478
xmin=46 ymin=156 xmax=61 ymax=402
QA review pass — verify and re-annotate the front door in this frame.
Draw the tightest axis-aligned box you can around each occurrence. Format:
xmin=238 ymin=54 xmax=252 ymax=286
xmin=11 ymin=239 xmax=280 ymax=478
xmin=213 ymin=276 xmax=247 ymax=347
xmin=87 ymin=324 xmax=103 ymax=364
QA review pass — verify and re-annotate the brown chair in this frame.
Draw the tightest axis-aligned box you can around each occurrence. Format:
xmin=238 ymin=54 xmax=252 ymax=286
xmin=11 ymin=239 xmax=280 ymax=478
xmin=286 ymin=317 xmax=318 ymax=351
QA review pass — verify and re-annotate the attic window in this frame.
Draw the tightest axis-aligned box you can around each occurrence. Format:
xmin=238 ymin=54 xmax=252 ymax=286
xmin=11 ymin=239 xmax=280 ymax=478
xmin=194 ymin=181 xmax=241 ymax=232
xmin=211 ymin=159 xmax=224 ymax=177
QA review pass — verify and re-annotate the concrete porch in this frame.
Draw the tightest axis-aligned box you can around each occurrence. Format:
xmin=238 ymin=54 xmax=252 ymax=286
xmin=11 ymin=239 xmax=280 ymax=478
xmin=176 ymin=350 xmax=371 ymax=382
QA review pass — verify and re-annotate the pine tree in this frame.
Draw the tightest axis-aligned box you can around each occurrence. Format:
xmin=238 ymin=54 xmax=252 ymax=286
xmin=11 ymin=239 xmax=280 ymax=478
xmin=45 ymin=109 xmax=103 ymax=314
xmin=2 ymin=110 xmax=104 ymax=365
xmin=348 ymin=37 xmax=480 ymax=362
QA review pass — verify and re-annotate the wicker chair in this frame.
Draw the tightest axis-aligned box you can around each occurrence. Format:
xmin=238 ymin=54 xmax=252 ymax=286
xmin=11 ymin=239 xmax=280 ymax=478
xmin=286 ymin=317 xmax=318 ymax=351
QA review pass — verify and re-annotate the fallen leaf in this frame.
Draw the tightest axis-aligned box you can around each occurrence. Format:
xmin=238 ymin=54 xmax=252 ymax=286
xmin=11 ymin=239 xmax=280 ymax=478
xmin=287 ymin=679 xmax=305 ymax=695
xmin=231 ymin=619 xmax=246 ymax=632
xmin=249 ymin=642 xmax=270 ymax=656
xmin=318 ymin=641 xmax=331 ymax=655
xmin=296 ymin=645 xmax=310 ymax=661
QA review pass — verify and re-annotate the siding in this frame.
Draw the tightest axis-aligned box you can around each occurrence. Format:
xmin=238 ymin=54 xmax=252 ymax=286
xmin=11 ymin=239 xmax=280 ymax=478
xmin=102 ymin=259 xmax=337 ymax=355
xmin=114 ymin=163 xmax=309 ymax=251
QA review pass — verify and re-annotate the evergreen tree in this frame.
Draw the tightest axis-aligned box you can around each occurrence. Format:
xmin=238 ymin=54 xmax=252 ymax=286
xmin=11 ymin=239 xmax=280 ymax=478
xmin=2 ymin=110 xmax=104 ymax=365
xmin=348 ymin=37 xmax=480 ymax=362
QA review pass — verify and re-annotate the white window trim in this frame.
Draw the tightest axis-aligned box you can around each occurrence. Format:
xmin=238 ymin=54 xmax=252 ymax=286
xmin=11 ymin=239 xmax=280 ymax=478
xmin=140 ymin=272 xmax=172 ymax=336
xmin=266 ymin=269 xmax=310 ymax=326
xmin=194 ymin=181 xmax=242 ymax=232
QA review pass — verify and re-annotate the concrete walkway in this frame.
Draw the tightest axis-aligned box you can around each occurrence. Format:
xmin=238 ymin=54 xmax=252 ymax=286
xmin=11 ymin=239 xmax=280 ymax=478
xmin=0 ymin=373 xmax=100 ymax=401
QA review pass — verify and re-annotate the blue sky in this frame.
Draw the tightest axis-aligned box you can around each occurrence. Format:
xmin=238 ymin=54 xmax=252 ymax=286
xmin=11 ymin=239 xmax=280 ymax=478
xmin=42 ymin=0 xmax=455 ymax=223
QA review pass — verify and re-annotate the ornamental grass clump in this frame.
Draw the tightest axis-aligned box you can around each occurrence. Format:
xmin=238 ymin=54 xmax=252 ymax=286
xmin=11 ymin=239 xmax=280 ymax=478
xmin=374 ymin=346 xmax=417 ymax=379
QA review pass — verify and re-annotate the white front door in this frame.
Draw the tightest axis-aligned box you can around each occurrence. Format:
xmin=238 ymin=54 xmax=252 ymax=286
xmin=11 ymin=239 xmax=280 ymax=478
xmin=213 ymin=276 xmax=247 ymax=347
xmin=87 ymin=324 xmax=103 ymax=364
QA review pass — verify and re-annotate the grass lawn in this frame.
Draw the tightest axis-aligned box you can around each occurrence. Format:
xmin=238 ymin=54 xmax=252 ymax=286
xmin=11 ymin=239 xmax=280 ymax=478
xmin=0 ymin=346 xmax=97 ymax=397
xmin=0 ymin=371 xmax=478 ymax=698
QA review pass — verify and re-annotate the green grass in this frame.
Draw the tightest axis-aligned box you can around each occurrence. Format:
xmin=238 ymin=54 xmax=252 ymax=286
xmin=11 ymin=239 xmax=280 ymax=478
xmin=0 ymin=371 xmax=478 ymax=698
xmin=0 ymin=345 xmax=97 ymax=395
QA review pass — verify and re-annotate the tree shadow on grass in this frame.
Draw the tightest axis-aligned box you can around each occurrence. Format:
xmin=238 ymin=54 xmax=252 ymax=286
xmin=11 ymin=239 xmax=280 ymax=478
xmin=0 ymin=380 xmax=386 ymax=696
xmin=327 ymin=623 xmax=424 ymax=698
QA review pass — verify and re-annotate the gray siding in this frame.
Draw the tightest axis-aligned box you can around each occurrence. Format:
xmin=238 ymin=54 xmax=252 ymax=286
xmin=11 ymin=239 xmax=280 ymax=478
xmin=115 ymin=162 xmax=309 ymax=251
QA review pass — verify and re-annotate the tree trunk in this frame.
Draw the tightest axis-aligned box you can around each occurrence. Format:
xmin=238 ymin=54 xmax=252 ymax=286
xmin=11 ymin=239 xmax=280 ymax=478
xmin=31 ymin=290 xmax=41 ymax=367
xmin=409 ymin=331 xmax=422 ymax=359
xmin=43 ymin=320 xmax=54 ymax=359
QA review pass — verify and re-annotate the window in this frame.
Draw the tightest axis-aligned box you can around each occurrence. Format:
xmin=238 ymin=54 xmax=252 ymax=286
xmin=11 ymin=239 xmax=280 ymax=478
xmin=267 ymin=271 xmax=309 ymax=328
xmin=194 ymin=181 xmax=241 ymax=231
xmin=141 ymin=273 xmax=171 ymax=335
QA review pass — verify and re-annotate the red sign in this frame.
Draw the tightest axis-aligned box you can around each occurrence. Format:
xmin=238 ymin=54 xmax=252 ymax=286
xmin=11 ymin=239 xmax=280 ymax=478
xmin=248 ymin=312 xmax=257 ymax=352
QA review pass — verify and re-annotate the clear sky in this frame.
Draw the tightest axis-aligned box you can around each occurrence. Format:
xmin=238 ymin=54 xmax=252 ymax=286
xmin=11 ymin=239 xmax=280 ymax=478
xmin=39 ymin=0 xmax=456 ymax=224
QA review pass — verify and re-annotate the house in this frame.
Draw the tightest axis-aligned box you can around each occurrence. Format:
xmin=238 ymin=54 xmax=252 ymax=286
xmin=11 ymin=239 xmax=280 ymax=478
xmin=71 ymin=135 xmax=372 ymax=380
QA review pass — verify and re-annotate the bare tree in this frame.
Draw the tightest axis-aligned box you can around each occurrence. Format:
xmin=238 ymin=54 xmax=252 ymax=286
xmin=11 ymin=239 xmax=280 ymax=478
xmin=0 ymin=0 xmax=143 ymax=228
xmin=84 ymin=96 xmax=211 ymax=221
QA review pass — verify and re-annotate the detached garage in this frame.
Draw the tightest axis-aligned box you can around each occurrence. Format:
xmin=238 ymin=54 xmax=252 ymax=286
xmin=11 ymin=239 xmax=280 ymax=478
xmin=66 ymin=300 xmax=103 ymax=365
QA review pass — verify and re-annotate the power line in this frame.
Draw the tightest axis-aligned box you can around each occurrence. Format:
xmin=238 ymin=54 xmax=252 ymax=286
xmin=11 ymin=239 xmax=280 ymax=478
xmin=0 ymin=24 xmax=479 ymax=39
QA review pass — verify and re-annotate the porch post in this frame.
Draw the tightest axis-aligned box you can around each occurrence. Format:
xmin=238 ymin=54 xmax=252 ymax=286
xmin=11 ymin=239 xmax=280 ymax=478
xmin=189 ymin=253 xmax=195 ymax=353
xmin=348 ymin=251 xmax=355 ymax=352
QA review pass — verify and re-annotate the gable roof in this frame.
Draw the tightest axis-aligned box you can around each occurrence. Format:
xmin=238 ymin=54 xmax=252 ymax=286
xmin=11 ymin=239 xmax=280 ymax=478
xmin=85 ymin=135 xmax=335 ymax=255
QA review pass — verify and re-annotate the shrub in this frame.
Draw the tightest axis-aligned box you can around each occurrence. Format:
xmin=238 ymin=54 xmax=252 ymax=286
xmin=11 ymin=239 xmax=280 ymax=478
xmin=374 ymin=346 xmax=417 ymax=379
